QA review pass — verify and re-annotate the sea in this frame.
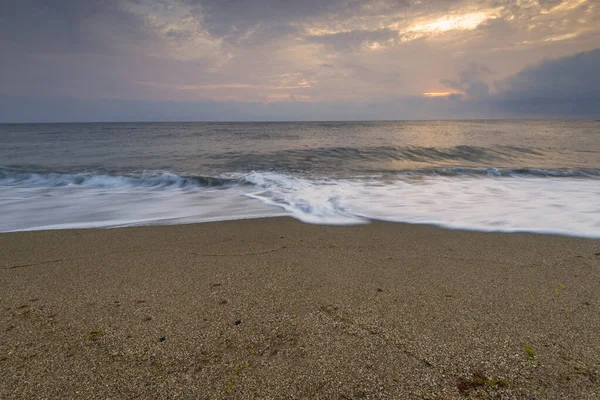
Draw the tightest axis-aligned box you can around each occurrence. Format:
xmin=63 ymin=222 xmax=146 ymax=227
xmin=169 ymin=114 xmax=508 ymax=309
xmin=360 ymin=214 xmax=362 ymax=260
xmin=1 ymin=120 xmax=599 ymax=237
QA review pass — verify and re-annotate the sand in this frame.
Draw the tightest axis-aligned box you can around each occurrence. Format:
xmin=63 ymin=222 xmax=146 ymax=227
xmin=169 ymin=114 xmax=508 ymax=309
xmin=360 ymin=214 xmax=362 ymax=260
xmin=1 ymin=218 xmax=599 ymax=399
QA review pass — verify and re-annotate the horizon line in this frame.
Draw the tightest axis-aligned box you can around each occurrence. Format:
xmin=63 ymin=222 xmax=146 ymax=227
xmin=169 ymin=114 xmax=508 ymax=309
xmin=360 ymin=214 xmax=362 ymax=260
xmin=1 ymin=117 xmax=598 ymax=124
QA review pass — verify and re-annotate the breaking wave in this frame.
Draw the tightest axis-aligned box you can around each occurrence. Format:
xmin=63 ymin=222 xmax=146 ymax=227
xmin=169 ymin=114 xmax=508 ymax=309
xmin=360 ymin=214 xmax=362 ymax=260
xmin=0 ymin=167 xmax=238 ymax=189
xmin=2 ymin=165 xmax=598 ymax=191
xmin=1 ymin=167 xmax=599 ymax=237
xmin=242 ymin=172 xmax=600 ymax=237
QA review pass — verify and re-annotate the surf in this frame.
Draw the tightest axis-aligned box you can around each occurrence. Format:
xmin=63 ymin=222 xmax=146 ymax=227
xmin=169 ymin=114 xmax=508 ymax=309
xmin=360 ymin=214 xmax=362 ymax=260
xmin=1 ymin=168 xmax=599 ymax=237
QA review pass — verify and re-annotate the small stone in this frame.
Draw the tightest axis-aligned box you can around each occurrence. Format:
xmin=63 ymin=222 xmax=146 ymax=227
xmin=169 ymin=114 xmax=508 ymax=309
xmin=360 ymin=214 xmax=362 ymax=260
xmin=159 ymin=337 xmax=166 ymax=342
xmin=235 ymin=320 xmax=242 ymax=326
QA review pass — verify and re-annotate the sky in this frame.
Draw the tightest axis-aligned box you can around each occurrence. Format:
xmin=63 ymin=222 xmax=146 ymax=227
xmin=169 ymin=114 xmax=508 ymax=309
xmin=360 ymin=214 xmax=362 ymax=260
xmin=0 ymin=0 xmax=599 ymax=121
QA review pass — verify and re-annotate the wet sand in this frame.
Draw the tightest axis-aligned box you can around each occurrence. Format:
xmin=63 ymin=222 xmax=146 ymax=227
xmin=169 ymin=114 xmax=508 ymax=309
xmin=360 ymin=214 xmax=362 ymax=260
xmin=1 ymin=218 xmax=599 ymax=399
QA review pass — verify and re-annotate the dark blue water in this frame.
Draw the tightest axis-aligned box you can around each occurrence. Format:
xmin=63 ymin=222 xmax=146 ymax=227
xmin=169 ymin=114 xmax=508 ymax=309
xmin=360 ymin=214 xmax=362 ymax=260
xmin=1 ymin=120 xmax=599 ymax=236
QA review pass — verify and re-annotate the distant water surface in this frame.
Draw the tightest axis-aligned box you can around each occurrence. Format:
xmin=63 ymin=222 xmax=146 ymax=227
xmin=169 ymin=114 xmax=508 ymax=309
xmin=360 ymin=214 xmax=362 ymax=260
xmin=1 ymin=120 xmax=599 ymax=236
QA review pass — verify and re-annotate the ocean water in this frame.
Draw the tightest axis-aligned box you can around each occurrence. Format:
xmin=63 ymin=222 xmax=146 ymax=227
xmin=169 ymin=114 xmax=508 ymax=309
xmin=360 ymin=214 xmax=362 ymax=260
xmin=1 ymin=120 xmax=599 ymax=237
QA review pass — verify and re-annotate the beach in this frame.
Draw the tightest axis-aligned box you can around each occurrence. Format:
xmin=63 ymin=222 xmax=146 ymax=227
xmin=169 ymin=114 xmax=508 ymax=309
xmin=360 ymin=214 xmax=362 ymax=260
xmin=1 ymin=218 xmax=599 ymax=399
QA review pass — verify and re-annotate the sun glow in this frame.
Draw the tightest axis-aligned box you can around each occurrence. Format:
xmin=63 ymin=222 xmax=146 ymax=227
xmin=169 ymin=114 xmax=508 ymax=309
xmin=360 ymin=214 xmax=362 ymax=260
xmin=422 ymin=91 xmax=459 ymax=98
xmin=409 ymin=12 xmax=494 ymax=34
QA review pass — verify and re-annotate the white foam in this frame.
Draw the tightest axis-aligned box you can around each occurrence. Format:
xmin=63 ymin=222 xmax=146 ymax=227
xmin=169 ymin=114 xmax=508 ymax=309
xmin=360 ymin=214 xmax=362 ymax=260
xmin=0 ymin=168 xmax=227 ymax=189
xmin=243 ymin=172 xmax=600 ymax=238
xmin=1 ymin=171 xmax=599 ymax=237
xmin=0 ymin=186 xmax=283 ymax=232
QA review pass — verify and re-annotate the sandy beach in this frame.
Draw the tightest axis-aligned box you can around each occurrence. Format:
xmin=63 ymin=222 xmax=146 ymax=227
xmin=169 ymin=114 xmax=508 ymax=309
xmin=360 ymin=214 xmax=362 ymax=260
xmin=1 ymin=218 xmax=599 ymax=399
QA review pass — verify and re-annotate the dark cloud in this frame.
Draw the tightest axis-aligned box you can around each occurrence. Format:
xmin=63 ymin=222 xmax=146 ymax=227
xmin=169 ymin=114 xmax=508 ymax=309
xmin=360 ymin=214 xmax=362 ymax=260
xmin=495 ymin=48 xmax=600 ymax=101
xmin=438 ymin=49 xmax=600 ymax=113
xmin=465 ymin=81 xmax=490 ymax=99
xmin=187 ymin=0 xmax=357 ymax=42
xmin=441 ymin=63 xmax=492 ymax=98
xmin=0 ymin=0 xmax=155 ymax=55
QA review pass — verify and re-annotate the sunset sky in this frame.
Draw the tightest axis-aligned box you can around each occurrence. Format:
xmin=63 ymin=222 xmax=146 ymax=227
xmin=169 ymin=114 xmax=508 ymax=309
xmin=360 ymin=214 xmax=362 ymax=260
xmin=1 ymin=0 xmax=599 ymax=121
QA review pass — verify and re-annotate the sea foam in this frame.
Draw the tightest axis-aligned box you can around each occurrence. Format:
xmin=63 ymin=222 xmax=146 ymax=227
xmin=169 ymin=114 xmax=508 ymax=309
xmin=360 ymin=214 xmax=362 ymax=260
xmin=1 ymin=168 xmax=599 ymax=237
xmin=243 ymin=172 xmax=600 ymax=237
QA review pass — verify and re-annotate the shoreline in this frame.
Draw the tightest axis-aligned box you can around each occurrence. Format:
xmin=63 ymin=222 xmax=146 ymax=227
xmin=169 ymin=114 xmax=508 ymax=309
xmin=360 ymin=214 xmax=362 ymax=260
xmin=4 ymin=215 xmax=600 ymax=240
xmin=1 ymin=217 xmax=599 ymax=398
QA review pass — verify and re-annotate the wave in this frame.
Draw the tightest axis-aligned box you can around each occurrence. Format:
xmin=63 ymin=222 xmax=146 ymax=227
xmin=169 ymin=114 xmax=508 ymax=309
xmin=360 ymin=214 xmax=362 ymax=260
xmin=210 ymin=145 xmax=549 ymax=171
xmin=0 ymin=167 xmax=238 ymax=189
xmin=242 ymin=172 xmax=600 ymax=237
xmin=1 ymin=169 xmax=599 ymax=236
xmin=398 ymin=167 xmax=600 ymax=178
xmin=2 ymin=166 xmax=599 ymax=191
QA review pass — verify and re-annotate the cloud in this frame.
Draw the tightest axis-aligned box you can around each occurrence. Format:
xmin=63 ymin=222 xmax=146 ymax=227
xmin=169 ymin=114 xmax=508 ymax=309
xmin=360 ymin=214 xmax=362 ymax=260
xmin=307 ymin=28 xmax=399 ymax=51
xmin=181 ymin=0 xmax=364 ymax=46
xmin=0 ymin=94 xmax=486 ymax=122
xmin=480 ymin=47 xmax=600 ymax=116
xmin=1 ymin=0 xmax=599 ymax=118
xmin=3 ymin=48 xmax=599 ymax=122
xmin=494 ymin=48 xmax=600 ymax=101
xmin=194 ymin=0 xmax=372 ymax=36
xmin=441 ymin=63 xmax=493 ymax=98
xmin=0 ymin=0 xmax=156 ymax=55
